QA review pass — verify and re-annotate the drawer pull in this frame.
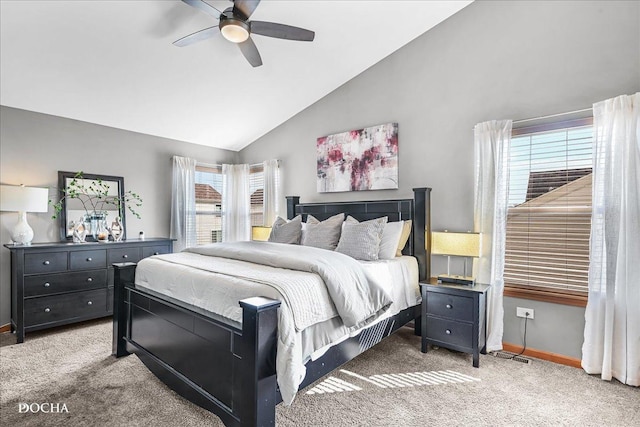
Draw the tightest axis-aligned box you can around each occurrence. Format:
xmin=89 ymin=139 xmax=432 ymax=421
xmin=44 ymin=307 xmax=51 ymax=313
xmin=122 ymin=254 xmax=128 ymax=259
xmin=445 ymin=329 xmax=451 ymax=335
xmin=43 ymin=260 xmax=50 ymax=265
xmin=87 ymin=301 xmax=93 ymax=306
xmin=87 ymin=277 xmax=93 ymax=282
xmin=87 ymin=257 xmax=92 ymax=262
xmin=446 ymin=304 xmax=453 ymax=309
xmin=43 ymin=282 xmax=51 ymax=288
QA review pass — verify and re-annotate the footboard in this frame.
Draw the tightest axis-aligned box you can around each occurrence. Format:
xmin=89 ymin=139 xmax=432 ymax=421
xmin=112 ymin=263 xmax=281 ymax=427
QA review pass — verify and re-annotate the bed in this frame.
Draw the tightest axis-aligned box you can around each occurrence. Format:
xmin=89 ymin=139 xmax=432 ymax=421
xmin=112 ymin=187 xmax=432 ymax=427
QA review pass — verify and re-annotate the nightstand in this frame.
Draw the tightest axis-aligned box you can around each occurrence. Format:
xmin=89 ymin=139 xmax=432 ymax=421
xmin=420 ymin=279 xmax=490 ymax=367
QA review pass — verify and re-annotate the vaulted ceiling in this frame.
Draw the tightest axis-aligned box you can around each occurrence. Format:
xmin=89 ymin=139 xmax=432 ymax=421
xmin=0 ymin=0 xmax=472 ymax=151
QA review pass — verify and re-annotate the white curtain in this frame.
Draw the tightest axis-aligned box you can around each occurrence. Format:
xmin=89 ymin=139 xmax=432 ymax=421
xmin=170 ymin=156 xmax=197 ymax=252
xmin=473 ymin=120 xmax=512 ymax=353
xmin=263 ymin=159 xmax=281 ymax=226
xmin=222 ymin=163 xmax=250 ymax=242
xmin=582 ymin=93 xmax=640 ymax=386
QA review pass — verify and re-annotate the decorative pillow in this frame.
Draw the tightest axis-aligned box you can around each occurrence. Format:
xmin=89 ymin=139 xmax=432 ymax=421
xmin=301 ymin=213 xmax=344 ymax=250
xmin=378 ymin=221 xmax=405 ymax=260
xmin=268 ymin=215 xmax=302 ymax=244
xmin=396 ymin=220 xmax=412 ymax=256
xmin=336 ymin=216 xmax=387 ymax=261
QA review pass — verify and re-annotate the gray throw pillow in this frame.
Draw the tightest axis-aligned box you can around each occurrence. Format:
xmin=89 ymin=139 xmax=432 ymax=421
xmin=268 ymin=216 xmax=302 ymax=244
xmin=301 ymin=213 xmax=344 ymax=250
xmin=336 ymin=216 xmax=388 ymax=261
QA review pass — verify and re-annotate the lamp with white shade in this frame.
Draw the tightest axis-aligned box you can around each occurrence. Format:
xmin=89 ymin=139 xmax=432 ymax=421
xmin=0 ymin=185 xmax=49 ymax=245
xmin=431 ymin=230 xmax=481 ymax=286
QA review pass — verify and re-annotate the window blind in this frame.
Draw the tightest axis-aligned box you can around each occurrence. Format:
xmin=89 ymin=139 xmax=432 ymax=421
xmin=504 ymin=119 xmax=593 ymax=294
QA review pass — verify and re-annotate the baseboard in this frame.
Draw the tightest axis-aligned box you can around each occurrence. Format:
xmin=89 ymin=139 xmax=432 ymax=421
xmin=502 ymin=342 xmax=582 ymax=369
xmin=0 ymin=323 xmax=11 ymax=334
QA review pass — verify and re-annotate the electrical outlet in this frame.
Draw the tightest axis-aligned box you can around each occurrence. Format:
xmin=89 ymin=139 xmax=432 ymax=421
xmin=516 ymin=307 xmax=534 ymax=319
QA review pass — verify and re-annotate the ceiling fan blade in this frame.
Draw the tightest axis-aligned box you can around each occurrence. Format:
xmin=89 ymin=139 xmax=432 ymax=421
xmin=238 ymin=37 xmax=263 ymax=67
xmin=173 ymin=26 xmax=219 ymax=47
xmin=233 ymin=0 xmax=261 ymax=19
xmin=250 ymin=21 xmax=315 ymax=41
xmin=181 ymin=0 xmax=221 ymax=18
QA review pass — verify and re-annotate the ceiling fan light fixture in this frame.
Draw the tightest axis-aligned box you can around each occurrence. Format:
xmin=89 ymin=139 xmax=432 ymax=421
xmin=220 ymin=20 xmax=250 ymax=43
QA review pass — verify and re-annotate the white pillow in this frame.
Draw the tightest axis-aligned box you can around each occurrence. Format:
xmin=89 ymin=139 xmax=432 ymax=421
xmin=378 ymin=221 xmax=405 ymax=260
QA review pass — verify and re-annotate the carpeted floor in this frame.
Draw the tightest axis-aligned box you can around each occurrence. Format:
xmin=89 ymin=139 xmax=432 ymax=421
xmin=0 ymin=319 xmax=637 ymax=426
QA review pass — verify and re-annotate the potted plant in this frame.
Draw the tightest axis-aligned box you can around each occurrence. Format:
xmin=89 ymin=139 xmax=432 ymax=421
xmin=51 ymin=172 xmax=142 ymax=242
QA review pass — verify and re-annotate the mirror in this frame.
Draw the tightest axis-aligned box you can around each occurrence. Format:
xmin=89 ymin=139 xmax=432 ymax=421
xmin=57 ymin=171 xmax=126 ymax=241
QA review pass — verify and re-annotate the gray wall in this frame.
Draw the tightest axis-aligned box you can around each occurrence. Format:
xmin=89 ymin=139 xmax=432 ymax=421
xmin=239 ymin=1 xmax=640 ymax=359
xmin=0 ymin=106 xmax=238 ymax=326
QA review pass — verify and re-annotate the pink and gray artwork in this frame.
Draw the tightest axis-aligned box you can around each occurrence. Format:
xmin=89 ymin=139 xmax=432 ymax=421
xmin=317 ymin=122 xmax=398 ymax=192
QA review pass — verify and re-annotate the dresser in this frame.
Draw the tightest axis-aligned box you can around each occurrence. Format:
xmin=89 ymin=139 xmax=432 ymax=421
xmin=420 ymin=279 xmax=490 ymax=367
xmin=5 ymin=238 xmax=173 ymax=343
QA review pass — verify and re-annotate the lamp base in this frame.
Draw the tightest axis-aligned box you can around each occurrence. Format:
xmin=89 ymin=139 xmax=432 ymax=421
xmin=10 ymin=211 xmax=34 ymax=246
xmin=437 ymin=274 xmax=475 ymax=286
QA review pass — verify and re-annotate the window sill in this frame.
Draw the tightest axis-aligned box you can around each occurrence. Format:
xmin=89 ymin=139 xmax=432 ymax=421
xmin=503 ymin=286 xmax=587 ymax=307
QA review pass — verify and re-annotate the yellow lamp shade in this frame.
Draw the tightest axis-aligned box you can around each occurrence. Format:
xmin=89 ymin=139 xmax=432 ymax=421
xmin=251 ymin=226 xmax=272 ymax=241
xmin=431 ymin=231 xmax=480 ymax=258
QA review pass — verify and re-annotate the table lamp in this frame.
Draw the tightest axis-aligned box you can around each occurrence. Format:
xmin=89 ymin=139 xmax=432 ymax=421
xmin=431 ymin=230 xmax=481 ymax=286
xmin=0 ymin=184 xmax=49 ymax=245
xmin=251 ymin=226 xmax=272 ymax=241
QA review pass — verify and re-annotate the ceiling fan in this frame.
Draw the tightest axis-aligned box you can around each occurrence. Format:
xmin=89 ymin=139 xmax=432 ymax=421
xmin=173 ymin=0 xmax=315 ymax=67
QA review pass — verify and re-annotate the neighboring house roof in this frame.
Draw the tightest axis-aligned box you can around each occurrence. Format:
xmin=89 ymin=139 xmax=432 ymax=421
xmin=195 ymin=184 xmax=221 ymax=203
xmin=251 ymin=189 xmax=263 ymax=206
xmin=510 ymin=173 xmax=592 ymax=218
xmin=525 ymin=167 xmax=592 ymax=201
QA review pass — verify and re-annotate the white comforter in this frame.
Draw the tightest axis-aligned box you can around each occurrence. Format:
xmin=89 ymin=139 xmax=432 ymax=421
xmin=135 ymin=242 xmax=410 ymax=405
xmin=185 ymin=242 xmax=393 ymax=329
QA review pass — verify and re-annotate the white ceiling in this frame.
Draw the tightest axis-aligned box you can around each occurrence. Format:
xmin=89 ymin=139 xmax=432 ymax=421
xmin=0 ymin=0 xmax=472 ymax=151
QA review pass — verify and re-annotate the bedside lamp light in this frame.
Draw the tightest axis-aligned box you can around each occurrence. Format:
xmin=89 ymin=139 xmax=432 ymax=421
xmin=0 ymin=185 xmax=49 ymax=245
xmin=251 ymin=226 xmax=272 ymax=241
xmin=431 ymin=230 xmax=480 ymax=285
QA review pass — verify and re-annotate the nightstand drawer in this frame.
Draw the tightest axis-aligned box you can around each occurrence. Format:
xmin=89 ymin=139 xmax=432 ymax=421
xmin=24 ymin=252 xmax=67 ymax=274
xmin=70 ymin=250 xmax=106 ymax=270
xmin=426 ymin=292 xmax=474 ymax=322
xmin=24 ymin=270 xmax=108 ymax=297
xmin=426 ymin=316 xmax=473 ymax=349
xmin=108 ymin=248 xmax=141 ymax=264
xmin=24 ymin=288 xmax=108 ymax=327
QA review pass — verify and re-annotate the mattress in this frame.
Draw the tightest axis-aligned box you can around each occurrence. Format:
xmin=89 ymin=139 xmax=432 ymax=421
xmin=134 ymin=245 xmax=419 ymax=404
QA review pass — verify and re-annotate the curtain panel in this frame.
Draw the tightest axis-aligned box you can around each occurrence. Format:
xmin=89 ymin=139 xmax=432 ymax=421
xmin=170 ymin=156 xmax=197 ymax=253
xmin=582 ymin=92 xmax=640 ymax=386
xmin=263 ymin=159 xmax=281 ymax=226
xmin=222 ymin=163 xmax=251 ymax=242
xmin=473 ymin=120 xmax=512 ymax=352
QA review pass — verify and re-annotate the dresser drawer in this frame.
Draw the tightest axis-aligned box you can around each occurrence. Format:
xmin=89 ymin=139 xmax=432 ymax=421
xmin=108 ymin=247 xmax=141 ymax=264
xmin=24 ymin=288 xmax=108 ymax=327
xmin=24 ymin=252 xmax=67 ymax=274
xmin=426 ymin=316 xmax=473 ymax=349
xmin=142 ymin=245 xmax=171 ymax=258
xmin=70 ymin=249 xmax=107 ymax=270
xmin=24 ymin=270 xmax=108 ymax=297
xmin=426 ymin=292 xmax=474 ymax=322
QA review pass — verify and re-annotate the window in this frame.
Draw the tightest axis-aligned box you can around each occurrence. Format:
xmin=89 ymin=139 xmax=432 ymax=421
xmin=504 ymin=118 xmax=593 ymax=303
xmin=194 ymin=163 xmax=269 ymax=245
xmin=195 ymin=165 xmax=223 ymax=245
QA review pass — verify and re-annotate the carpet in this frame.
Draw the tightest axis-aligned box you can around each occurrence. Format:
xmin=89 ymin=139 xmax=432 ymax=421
xmin=1 ymin=319 xmax=637 ymax=426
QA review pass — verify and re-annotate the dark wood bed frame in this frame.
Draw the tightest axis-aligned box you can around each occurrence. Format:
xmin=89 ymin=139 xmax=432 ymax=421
xmin=112 ymin=187 xmax=432 ymax=427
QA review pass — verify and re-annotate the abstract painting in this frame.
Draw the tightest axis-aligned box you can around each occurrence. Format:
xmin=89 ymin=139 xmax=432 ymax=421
xmin=317 ymin=123 xmax=398 ymax=193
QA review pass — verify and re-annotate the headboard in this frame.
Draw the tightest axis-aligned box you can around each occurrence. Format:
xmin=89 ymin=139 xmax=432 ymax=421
xmin=286 ymin=188 xmax=431 ymax=280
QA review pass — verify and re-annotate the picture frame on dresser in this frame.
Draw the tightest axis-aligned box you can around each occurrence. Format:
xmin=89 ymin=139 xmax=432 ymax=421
xmin=5 ymin=238 xmax=174 ymax=343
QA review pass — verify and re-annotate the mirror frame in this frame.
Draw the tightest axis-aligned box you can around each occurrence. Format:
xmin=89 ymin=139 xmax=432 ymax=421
xmin=58 ymin=171 xmax=126 ymax=242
